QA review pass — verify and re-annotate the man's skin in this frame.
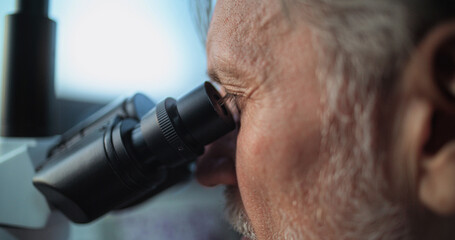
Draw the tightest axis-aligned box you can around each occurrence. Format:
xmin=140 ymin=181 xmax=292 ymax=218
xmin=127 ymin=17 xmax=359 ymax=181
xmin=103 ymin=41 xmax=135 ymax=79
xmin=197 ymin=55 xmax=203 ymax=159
xmin=198 ymin=1 xmax=322 ymax=238
xmin=195 ymin=0 xmax=455 ymax=239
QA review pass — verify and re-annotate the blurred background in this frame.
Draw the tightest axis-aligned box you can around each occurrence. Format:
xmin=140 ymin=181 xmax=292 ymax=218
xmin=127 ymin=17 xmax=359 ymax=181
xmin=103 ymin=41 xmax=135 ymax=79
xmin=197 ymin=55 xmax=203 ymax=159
xmin=0 ymin=0 xmax=238 ymax=239
xmin=0 ymin=0 xmax=208 ymax=103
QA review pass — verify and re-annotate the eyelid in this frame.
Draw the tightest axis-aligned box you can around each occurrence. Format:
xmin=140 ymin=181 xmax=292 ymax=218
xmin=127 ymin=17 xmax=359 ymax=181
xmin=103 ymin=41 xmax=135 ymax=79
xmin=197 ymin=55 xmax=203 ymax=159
xmin=206 ymin=71 xmax=244 ymax=119
xmin=219 ymin=92 xmax=241 ymax=123
xmin=207 ymin=70 xmax=245 ymax=97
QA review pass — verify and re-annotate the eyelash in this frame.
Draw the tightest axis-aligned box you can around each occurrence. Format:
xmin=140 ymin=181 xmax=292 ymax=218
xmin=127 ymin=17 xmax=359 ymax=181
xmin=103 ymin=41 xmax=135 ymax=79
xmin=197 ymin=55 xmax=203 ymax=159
xmin=219 ymin=92 xmax=236 ymax=105
xmin=219 ymin=92 xmax=239 ymax=109
xmin=219 ymin=92 xmax=241 ymax=123
xmin=206 ymin=75 xmax=241 ymax=117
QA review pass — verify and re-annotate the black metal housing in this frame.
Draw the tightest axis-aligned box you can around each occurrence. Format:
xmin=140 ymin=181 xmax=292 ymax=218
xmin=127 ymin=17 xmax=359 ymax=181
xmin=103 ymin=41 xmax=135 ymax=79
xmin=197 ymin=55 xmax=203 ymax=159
xmin=1 ymin=0 xmax=56 ymax=136
xmin=33 ymin=82 xmax=235 ymax=223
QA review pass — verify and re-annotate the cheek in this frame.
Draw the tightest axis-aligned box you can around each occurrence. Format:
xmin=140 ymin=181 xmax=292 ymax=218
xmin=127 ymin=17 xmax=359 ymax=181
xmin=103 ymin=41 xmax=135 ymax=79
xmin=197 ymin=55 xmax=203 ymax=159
xmin=235 ymin=112 xmax=281 ymax=236
xmin=236 ymin=88 xmax=323 ymax=184
xmin=235 ymin=98 xmax=322 ymax=233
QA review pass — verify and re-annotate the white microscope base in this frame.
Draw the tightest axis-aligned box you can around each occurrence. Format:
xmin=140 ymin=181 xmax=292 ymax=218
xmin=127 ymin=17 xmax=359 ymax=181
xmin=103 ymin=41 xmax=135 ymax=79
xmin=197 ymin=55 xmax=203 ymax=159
xmin=0 ymin=137 xmax=60 ymax=228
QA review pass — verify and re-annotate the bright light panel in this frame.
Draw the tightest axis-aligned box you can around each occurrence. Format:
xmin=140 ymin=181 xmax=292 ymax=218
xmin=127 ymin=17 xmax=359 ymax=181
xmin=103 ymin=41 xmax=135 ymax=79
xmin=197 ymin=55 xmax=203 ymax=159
xmin=49 ymin=0 xmax=207 ymax=102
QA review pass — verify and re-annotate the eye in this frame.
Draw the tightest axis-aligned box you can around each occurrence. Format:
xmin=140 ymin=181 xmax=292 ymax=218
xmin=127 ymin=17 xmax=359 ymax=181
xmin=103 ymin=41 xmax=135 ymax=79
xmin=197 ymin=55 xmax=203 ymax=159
xmin=219 ymin=92 xmax=235 ymax=104
xmin=206 ymin=72 xmax=242 ymax=122
xmin=219 ymin=92 xmax=241 ymax=124
xmin=208 ymin=79 xmax=240 ymax=114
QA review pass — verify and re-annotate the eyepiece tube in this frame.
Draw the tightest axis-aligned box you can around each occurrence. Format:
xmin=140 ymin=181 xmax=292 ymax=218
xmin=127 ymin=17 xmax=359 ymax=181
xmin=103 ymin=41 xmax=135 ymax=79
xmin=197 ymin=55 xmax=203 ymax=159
xmin=176 ymin=82 xmax=235 ymax=145
xmin=139 ymin=82 xmax=235 ymax=167
xmin=34 ymin=82 xmax=235 ymax=223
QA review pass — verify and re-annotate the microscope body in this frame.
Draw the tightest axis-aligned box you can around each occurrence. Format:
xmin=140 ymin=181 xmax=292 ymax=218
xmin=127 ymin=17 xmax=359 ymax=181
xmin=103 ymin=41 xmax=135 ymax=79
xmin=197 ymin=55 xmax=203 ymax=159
xmin=0 ymin=0 xmax=235 ymax=239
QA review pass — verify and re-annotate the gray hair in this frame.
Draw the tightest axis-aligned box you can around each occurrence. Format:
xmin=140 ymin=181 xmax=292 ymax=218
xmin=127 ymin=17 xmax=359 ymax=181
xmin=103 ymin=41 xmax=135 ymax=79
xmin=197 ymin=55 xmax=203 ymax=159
xmin=191 ymin=1 xmax=455 ymax=239
xmin=293 ymin=1 xmax=412 ymax=239
xmin=288 ymin=1 xmax=455 ymax=239
xmin=279 ymin=1 xmax=455 ymax=239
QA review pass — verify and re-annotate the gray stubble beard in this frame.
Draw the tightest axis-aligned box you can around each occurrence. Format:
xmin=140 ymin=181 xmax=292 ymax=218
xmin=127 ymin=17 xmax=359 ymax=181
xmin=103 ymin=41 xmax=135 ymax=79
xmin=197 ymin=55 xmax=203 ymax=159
xmin=224 ymin=185 xmax=257 ymax=239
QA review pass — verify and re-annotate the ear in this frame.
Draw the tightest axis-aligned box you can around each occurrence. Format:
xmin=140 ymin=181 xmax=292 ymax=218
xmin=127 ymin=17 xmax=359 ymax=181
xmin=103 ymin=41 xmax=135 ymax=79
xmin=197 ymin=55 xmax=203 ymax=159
xmin=402 ymin=21 xmax=455 ymax=216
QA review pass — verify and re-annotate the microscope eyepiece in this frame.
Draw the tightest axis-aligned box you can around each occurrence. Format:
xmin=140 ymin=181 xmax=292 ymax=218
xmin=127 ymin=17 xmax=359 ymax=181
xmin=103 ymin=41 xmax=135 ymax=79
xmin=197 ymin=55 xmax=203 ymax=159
xmin=33 ymin=82 xmax=235 ymax=223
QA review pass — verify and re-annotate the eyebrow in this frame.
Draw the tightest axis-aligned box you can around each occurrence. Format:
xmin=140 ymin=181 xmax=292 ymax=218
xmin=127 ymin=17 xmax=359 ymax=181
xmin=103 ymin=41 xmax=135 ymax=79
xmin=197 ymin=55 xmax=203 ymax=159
xmin=207 ymin=68 xmax=220 ymax=83
xmin=206 ymin=62 xmax=248 ymax=97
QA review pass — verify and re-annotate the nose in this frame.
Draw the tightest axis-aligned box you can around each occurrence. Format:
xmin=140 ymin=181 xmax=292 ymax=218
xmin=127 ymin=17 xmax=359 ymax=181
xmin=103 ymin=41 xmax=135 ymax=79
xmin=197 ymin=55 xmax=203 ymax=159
xmin=196 ymin=129 xmax=238 ymax=187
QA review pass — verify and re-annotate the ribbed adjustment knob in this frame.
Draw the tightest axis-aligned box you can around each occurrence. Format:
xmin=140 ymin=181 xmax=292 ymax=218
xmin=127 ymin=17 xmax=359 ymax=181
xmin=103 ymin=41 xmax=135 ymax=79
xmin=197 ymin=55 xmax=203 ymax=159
xmin=155 ymin=99 xmax=197 ymax=162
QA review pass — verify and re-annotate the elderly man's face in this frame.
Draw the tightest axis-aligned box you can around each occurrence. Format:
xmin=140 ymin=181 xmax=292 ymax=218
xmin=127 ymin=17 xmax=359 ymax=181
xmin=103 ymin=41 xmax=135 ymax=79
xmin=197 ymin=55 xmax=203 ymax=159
xmin=198 ymin=0 xmax=325 ymax=238
xmin=197 ymin=0 xmax=455 ymax=239
xmin=197 ymin=0 xmax=385 ymax=239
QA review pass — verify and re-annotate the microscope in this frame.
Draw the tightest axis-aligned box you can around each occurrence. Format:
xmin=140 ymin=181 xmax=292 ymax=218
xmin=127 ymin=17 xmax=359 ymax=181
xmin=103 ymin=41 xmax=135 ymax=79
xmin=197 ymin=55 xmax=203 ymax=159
xmin=0 ymin=0 xmax=234 ymax=239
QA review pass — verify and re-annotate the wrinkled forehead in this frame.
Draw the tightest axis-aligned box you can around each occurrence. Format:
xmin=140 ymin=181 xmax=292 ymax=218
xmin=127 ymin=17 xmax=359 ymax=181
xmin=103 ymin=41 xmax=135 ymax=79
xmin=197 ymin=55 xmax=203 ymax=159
xmin=206 ymin=0 xmax=290 ymax=76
